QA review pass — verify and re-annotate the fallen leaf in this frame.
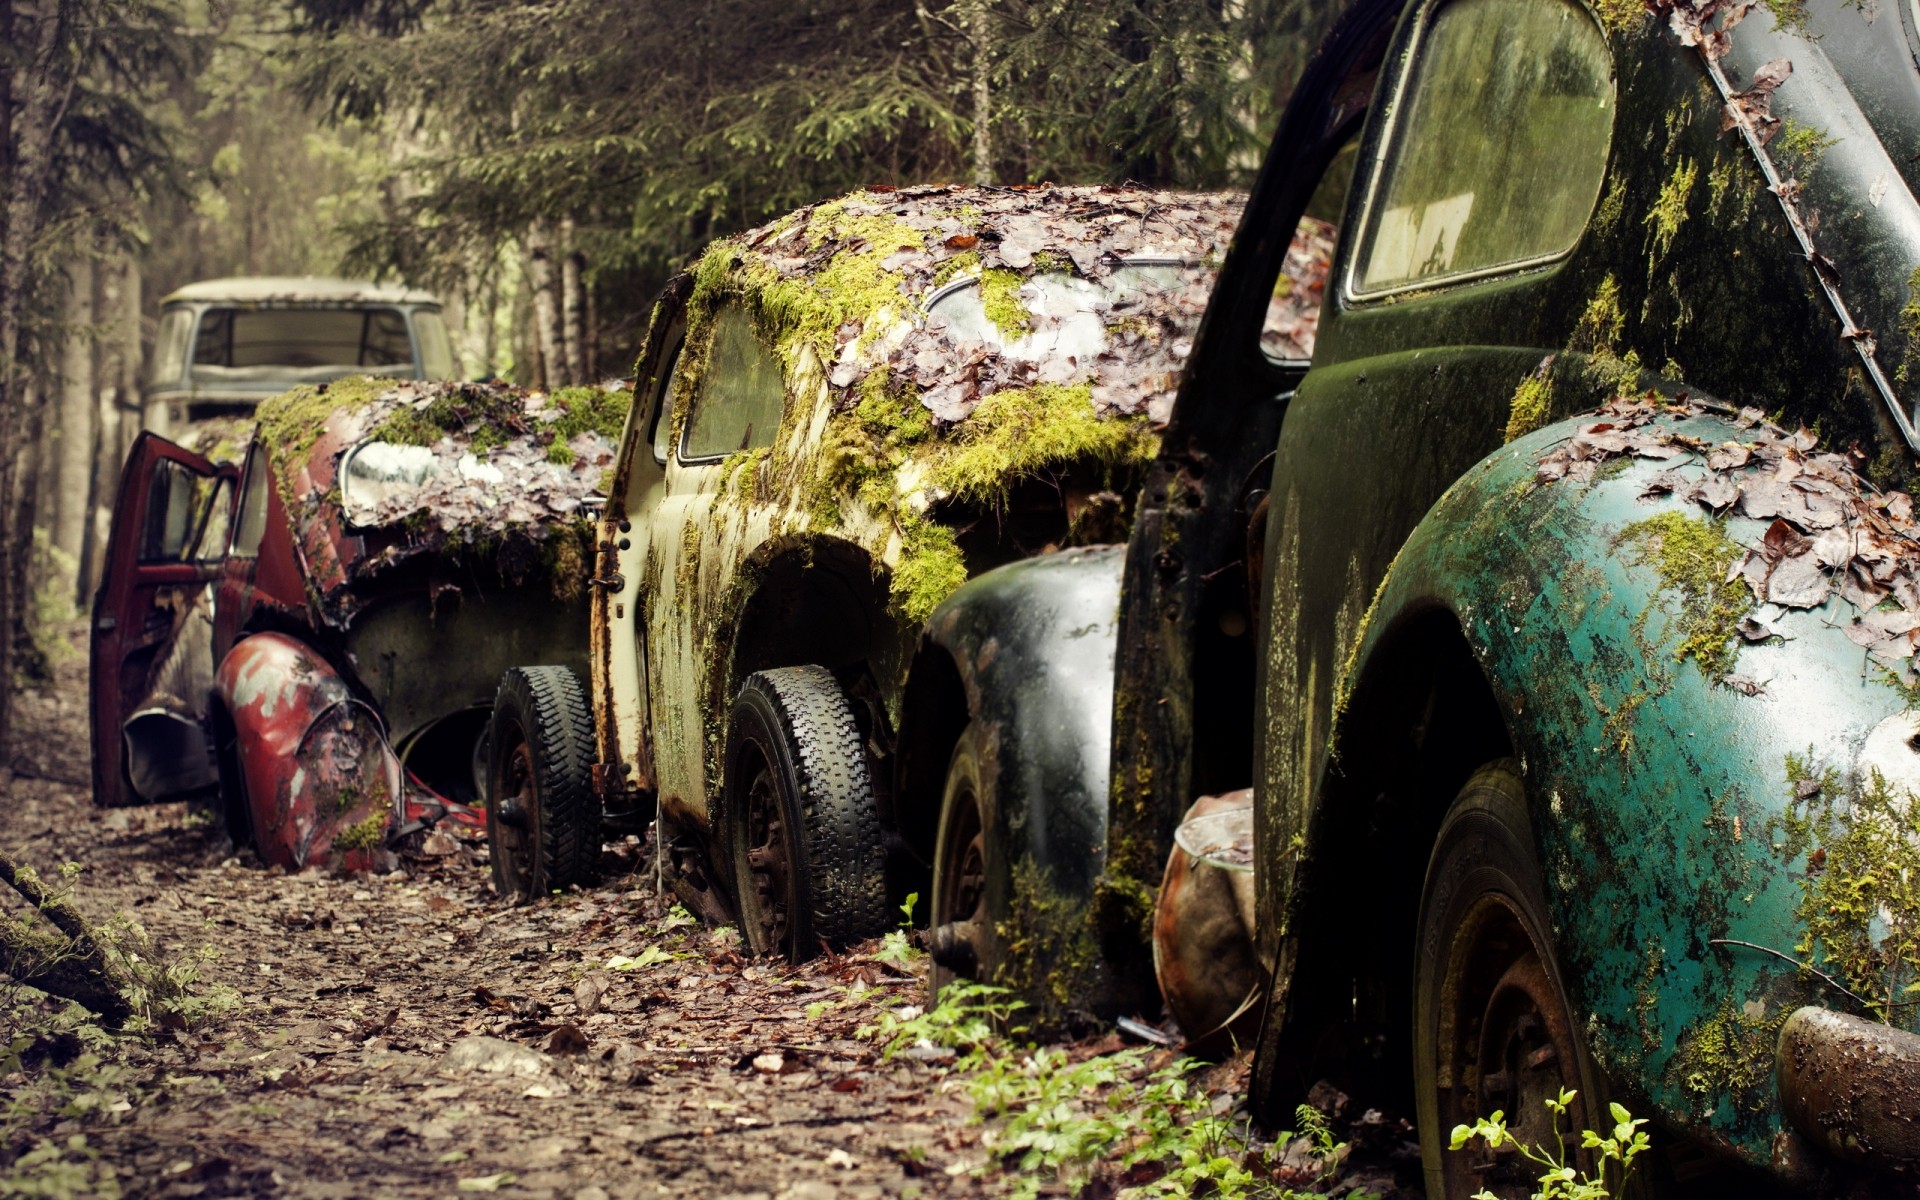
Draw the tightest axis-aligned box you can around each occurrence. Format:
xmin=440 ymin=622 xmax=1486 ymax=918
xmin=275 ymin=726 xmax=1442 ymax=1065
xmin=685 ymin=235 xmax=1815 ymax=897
xmin=458 ymin=1173 xmax=518 ymax=1192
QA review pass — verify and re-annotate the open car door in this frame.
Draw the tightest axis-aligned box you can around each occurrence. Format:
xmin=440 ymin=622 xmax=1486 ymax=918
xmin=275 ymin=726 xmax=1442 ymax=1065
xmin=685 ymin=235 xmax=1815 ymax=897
xmin=90 ymin=433 xmax=237 ymax=808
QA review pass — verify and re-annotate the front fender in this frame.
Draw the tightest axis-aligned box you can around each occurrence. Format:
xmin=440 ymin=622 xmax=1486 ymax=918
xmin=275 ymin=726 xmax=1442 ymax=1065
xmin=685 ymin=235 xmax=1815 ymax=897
xmin=905 ymin=545 xmax=1124 ymax=1016
xmin=1331 ymin=406 xmax=1919 ymax=1166
xmin=215 ymin=632 xmax=401 ymax=872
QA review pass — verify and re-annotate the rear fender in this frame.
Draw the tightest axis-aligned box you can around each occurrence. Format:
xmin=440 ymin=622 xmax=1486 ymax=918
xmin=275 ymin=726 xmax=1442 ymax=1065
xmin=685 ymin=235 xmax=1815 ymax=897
xmin=215 ymin=632 xmax=400 ymax=872
xmin=1286 ymin=405 xmax=1920 ymax=1166
xmin=899 ymin=545 xmax=1125 ymax=1018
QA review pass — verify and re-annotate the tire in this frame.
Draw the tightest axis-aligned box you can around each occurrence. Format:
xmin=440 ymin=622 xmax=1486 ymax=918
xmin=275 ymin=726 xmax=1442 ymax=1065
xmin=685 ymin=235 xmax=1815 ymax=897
xmin=1414 ymin=760 xmax=1614 ymax=1200
xmin=723 ymin=665 xmax=888 ymax=960
xmin=929 ymin=728 xmax=1004 ymax=998
xmin=487 ymin=666 xmax=599 ymax=900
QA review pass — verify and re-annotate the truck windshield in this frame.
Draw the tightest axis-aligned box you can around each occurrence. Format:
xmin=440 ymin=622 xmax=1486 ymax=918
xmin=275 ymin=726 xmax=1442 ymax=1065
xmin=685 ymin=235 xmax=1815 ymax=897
xmin=190 ymin=307 xmax=417 ymax=383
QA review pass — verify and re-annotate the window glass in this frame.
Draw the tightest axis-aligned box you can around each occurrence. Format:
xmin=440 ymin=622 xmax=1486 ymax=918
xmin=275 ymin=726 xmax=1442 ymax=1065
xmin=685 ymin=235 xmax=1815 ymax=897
xmin=149 ymin=309 xmax=193 ymax=388
xmin=681 ymin=306 xmax=783 ymax=460
xmin=1354 ymin=0 xmax=1613 ymax=296
xmin=928 ymin=264 xmax=1199 ymax=363
xmin=413 ymin=309 xmax=456 ymax=379
xmin=231 ymin=447 xmax=272 ymax=558
xmin=650 ymin=340 xmax=685 ymax=465
xmin=138 ymin=461 xmax=214 ymax=563
xmin=190 ymin=308 xmax=416 ymax=375
xmin=194 ymin=479 xmax=234 ymax=561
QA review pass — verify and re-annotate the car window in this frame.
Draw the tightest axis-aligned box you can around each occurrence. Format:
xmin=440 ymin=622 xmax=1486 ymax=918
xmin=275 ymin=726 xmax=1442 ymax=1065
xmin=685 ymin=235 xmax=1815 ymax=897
xmin=927 ymin=264 xmax=1198 ymax=363
xmin=230 ymin=446 xmax=272 ymax=558
xmin=138 ymin=460 xmax=216 ymax=563
xmin=650 ymin=338 xmax=685 ymax=465
xmin=680 ymin=306 xmax=783 ymax=461
xmin=191 ymin=307 xmax=416 ymax=373
xmin=1351 ymin=0 xmax=1614 ymax=297
xmin=413 ymin=309 xmax=456 ymax=379
xmin=149 ymin=308 xmax=192 ymax=388
xmin=195 ymin=479 xmax=234 ymax=561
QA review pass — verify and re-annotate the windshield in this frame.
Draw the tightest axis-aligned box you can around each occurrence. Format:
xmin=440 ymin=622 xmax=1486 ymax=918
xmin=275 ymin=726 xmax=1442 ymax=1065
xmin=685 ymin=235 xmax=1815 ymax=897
xmin=189 ymin=307 xmax=418 ymax=386
xmin=926 ymin=263 xmax=1201 ymax=368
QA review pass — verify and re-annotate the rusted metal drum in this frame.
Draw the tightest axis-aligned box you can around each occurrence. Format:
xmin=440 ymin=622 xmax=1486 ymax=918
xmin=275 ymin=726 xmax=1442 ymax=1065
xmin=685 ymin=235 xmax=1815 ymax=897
xmin=1152 ymin=789 xmax=1260 ymax=1046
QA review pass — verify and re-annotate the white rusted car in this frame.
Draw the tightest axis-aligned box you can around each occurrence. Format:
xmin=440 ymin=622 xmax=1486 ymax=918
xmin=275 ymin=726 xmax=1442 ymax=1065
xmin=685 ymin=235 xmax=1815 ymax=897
xmin=486 ymin=185 xmax=1329 ymax=959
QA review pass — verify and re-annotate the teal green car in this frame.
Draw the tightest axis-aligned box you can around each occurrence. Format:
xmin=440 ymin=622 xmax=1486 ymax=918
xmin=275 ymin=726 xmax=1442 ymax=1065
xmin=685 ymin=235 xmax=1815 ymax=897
xmin=898 ymin=0 xmax=1920 ymax=1192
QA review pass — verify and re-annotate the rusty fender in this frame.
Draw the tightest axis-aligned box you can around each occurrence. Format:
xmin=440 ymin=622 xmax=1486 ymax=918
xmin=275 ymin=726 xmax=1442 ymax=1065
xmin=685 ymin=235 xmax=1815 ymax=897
xmin=215 ymin=632 xmax=401 ymax=872
xmin=902 ymin=545 xmax=1123 ymax=1001
xmin=1306 ymin=407 xmax=1920 ymax=1172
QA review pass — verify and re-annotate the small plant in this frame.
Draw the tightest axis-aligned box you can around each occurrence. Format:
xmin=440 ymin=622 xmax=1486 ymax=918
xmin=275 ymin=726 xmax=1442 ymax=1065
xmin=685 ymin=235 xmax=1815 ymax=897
xmin=1449 ymin=1089 xmax=1650 ymax=1200
xmin=875 ymin=891 xmax=921 ymax=968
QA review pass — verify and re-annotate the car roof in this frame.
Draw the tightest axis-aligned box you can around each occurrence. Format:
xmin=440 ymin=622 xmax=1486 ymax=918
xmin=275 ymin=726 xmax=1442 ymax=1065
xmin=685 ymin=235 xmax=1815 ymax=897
xmin=159 ymin=276 xmax=441 ymax=306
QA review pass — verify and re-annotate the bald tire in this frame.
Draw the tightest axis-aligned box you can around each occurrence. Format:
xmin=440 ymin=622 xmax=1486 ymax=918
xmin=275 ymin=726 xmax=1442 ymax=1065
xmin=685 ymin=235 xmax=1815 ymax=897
xmin=487 ymin=665 xmax=599 ymax=899
xmin=725 ymin=666 xmax=888 ymax=959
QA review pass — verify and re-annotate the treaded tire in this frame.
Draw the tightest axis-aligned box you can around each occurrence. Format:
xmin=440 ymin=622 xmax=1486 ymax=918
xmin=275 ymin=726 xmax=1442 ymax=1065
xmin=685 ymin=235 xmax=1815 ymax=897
xmin=487 ymin=665 xmax=599 ymax=900
xmin=1414 ymin=760 xmax=1627 ymax=1200
xmin=724 ymin=665 xmax=888 ymax=960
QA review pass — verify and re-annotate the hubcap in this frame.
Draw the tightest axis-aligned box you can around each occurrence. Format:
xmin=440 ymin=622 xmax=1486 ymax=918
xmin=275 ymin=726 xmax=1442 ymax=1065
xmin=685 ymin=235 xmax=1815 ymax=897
xmin=494 ymin=734 xmax=538 ymax=894
xmin=932 ymin=781 xmax=988 ymax=986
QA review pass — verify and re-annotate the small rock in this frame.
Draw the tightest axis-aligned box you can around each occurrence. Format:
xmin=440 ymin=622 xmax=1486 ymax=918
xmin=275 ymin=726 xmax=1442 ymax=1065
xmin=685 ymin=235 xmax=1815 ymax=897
xmin=439 ymin=1036 xmax=555 ymax=1078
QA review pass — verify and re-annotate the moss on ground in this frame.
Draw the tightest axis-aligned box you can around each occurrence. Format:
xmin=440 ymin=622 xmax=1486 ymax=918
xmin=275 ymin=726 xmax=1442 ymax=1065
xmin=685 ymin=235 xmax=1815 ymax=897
xmin=1616 ymin=512 xmax=1752 ymax=678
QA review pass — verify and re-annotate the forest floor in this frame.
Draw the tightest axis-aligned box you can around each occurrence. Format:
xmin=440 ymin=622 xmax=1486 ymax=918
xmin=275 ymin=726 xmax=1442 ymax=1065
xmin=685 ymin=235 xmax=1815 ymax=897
xmin=0 ymin=628 xmax=1424 ymax=1199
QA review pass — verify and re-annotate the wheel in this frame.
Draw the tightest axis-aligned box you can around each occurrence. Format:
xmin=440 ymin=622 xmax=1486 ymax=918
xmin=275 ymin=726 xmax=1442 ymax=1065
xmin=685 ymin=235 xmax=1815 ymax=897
xmin=723 ymin=665 xmax=887 ymax=960
xmin=487 ymin=666 xmax=598 ymax=899
xmin=929 ymin=728 xmax=1004 ymax=997
xmin=1415 ymin=760 xmax=1613 ymax=1200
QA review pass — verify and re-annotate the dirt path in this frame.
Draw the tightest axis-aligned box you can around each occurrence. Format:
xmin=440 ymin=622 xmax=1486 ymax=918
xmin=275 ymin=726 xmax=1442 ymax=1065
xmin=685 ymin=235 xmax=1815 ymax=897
xmin=0 ymin=632 xmax=1424 ymax=1199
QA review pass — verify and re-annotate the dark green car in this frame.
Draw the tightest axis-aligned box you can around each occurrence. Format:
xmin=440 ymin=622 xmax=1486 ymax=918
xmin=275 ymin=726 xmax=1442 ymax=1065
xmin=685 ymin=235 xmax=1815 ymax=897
xmin=895 ymin=0 xmax=1920 ymax=1192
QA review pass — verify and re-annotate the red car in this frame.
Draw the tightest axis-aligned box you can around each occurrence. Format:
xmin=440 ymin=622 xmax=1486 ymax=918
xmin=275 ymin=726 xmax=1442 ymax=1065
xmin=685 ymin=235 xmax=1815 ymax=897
xmin=90 ymin=376 xmax=626 ymax=871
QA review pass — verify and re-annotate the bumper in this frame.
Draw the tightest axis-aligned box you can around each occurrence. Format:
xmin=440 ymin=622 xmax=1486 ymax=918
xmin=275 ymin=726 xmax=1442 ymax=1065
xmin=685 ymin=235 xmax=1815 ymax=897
xmin=1778 ymin=1006 xmax=1920 ymax=1173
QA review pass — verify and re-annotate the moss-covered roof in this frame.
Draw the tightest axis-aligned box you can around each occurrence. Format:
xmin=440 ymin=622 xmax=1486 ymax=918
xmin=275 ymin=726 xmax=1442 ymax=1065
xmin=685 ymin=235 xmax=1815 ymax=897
xmin=696 ymin=184 xmax=1298 ymax=427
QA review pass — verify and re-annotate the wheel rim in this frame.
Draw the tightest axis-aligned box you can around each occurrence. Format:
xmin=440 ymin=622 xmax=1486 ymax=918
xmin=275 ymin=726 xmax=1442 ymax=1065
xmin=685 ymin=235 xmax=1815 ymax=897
xmin=741 ymin=743 xmax=794 ymax=957
xmin=492 ymin=728 xmax=539 ymax=896
xmin=931 ymin=772 xmax=989 ymax=992
xmin=1436 ymin=895 xmax=1588 ymax=1200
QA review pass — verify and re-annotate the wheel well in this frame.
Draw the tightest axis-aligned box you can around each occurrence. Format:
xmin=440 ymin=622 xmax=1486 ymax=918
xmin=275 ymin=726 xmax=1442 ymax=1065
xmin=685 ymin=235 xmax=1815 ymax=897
xmin=729 ymin=538 xmax=887 ymax=693
xmin=1273 ymin=605 xmax=1511 ymax=1114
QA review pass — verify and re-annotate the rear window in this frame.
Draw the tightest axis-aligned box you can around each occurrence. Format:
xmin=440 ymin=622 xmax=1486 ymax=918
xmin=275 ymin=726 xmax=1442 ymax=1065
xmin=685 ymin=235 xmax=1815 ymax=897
xmin=413 ymin=309 xmax=457 ymax=380
xmin=149 ymin=309 xmax=193 ymax=388
xmin=191 ymin=308 xmax=416 ymax=373
xmin=1352 ymin=0 xmax=1614 ymax=297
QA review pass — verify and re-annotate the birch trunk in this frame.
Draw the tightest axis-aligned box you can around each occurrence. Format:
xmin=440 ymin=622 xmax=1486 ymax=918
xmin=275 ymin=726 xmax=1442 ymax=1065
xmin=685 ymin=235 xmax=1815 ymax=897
xmin=559 ymin=216 xmax=586 ymax=387
xmin=526 ymin=223 xmax=563 ymax=389
xmin=53 ymin=259 xmax=95 ymax=589
xmin=970 ymin=0 xmax=993 ymax=186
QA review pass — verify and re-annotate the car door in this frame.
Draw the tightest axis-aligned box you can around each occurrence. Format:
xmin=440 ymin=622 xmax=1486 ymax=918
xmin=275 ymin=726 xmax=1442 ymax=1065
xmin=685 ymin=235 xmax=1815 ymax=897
xmin=90 ymin=433 xmax=237 ymax=808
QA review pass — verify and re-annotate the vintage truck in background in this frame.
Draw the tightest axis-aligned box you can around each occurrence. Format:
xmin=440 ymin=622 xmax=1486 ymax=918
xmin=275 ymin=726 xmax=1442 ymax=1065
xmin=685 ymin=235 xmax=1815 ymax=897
xmin=91 ymin=377 xmax=627 ymax=871
xmin=484 ymin=185 xmax=1342 ymax=955
xmin=896 ymin=0 xmax=1920 ymax=1193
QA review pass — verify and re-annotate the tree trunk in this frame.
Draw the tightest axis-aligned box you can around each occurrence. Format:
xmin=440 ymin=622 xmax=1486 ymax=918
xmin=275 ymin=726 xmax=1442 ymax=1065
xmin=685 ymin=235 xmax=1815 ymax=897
xmin=81 ymin=253 xmax=135 ymax=599
xmin=526 ymin=223 xmax=562 ymax=389
xmin=970 ymin=0 xmax=994 ymax=185
xmin=53 ymin=258 xmax=95 ymax=596
xmin=559 ymin=217 xmax=586 ymax=387
xmin=0 ymin=848 xmax=134 ymax=1026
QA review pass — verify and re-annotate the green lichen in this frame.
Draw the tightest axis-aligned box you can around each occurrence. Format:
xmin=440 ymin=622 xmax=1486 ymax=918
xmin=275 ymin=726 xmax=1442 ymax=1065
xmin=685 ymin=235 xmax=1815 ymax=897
xmin=979 ymin=269 xmax=1032 ymax=340
xmin=1503 ymin=364 xmax=1555 ymax=444
xmin=994 ymin=857 xmax=1101 ymax=1031
xmin=333 ymin=813 xmax=386 ymax=853
xmin=1646 ymin=158 xmax=1698 ymax=261
xmin=1616 ymin=512 xmax=1752 ymax=678
xmin=1779 ymin=761 xmax=1920 ymax=1020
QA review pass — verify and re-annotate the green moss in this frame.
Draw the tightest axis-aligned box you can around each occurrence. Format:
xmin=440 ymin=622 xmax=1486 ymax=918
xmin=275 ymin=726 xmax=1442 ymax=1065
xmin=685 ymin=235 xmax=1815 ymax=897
xmin=1591 ymin=0 xmax=1647 ymax=33
xmin=1503 ymin=365 xmax=1555 ymax=444
xmin=546 ymin=442 xmax=575 ymax=466
xmin=333 ymin=814 xmax=386 ymax=852
xmin=1781 ymin=764 xmax=1920 ymax=1019
xmin=1570 ymin=275 xmax=1626 ymax=356
xmin=891 ymin=509 xmax=969 ymax=623
xmin=1897 ymin=266 xmax=1920 ymax=386
xmin=1775 ymin=120 xmax=1839 ymax=180
xmin=546 ymin=385 xmax=630 ymax=444
xmin=1616 ymin=512 xmax=1753 ymax=678
xmin=994 ymin=857 xmax=1101 ymax=1032
xmin=1761 ymin=0 xmax=1809 ymax=30
xmin=543 ymin=519 xmax=591 ymax=604
xmin=979 ymin=269 xmax=1031 ymax=340
xmin=928 ymin=383 xmax=1155 ymax=505
xmin=1707 ymin=158 xmax=1738 ymax=217
xmin=1646 ymin=158 xmax=1698 ymax=261
xmin=1593 ymin=173 xmax=1627 ymax=232
xmin=256 ymin=377 xmax=394 ymax=500
xmin=1672 ymin=999 xmax=1788 ymax=1106
xmin=931 ymin=249 xmax=981 ymax=288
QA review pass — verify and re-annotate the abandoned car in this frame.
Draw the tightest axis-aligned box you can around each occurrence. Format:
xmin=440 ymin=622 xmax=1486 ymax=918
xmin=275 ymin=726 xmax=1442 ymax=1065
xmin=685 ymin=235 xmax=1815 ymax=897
xmin=485 ymin=185 xmax=1335 ymax=955
xmin=91 ymin=376 xmax=627 ymax=872
xmin=896 ymin=0 xmax=1920 ymax=1192
xmin=143 ymin=276 xmax=458 ymax=438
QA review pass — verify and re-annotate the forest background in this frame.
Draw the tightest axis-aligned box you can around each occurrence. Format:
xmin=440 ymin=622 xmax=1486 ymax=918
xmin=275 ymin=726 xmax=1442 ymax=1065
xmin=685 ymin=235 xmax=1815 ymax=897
xmin=0 ymin=0 xmax=1331 ymax=758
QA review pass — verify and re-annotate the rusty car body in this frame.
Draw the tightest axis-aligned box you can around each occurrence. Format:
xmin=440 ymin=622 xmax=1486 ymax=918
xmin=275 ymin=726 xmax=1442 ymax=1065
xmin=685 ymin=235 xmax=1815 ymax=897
xmin=91 ymin=376 xmax=627 ymax=873
xmin=486 ymin=185 xmax=1337 ymax=954
xmin=143 ymin=276 xmax=457 ymax=439
xmin=896 ymin=0 xmax=1920 ymax=1192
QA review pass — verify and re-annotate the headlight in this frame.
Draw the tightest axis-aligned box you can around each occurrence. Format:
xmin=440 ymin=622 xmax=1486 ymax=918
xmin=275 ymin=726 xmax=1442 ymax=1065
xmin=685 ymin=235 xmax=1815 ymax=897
xmin=340 ymin=441 xmax=442 ymax=523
